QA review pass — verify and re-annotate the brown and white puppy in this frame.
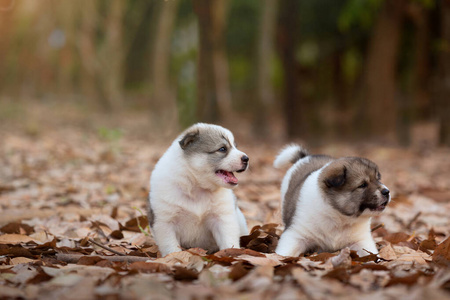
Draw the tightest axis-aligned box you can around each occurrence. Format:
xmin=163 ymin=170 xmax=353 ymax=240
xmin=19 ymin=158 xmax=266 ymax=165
xmin=148 ymin=123 xmax=249 ymax=257
xmin=274 ymin=144 xmax=390 ymax=257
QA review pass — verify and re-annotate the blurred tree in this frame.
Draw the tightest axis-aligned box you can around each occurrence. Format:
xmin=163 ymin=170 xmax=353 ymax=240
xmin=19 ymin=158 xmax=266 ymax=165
xmin=0 ymin=0 xmax=14 ymax=92
xmin=253 ymin=0 xmax=278 ymax=138
xmin=172 ymin=0 xmax=198 ymax=128
xmin=124 ymin=1 xmax=156 ymax=90
xmin=151 ymin=0 xmax=179 ymax=126
xmin=78 ymin=0 xmax=125 ymax=110
xmin=437 ymin=0 xmax=450 ymax=146
xmin=103 ymin=0 xmax=125 ymax=108
xmin=361 ymin=0 xmax=406 ymax=138
xmin=277 ymin=0 xmax=304 ymax=138
xmin=193 ymin=0 xmax=231 ymax=122
xmin=409 ymin=2 xmax=432 ymax=121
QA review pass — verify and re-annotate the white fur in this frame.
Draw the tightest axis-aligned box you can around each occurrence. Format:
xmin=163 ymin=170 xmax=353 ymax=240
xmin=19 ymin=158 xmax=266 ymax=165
xmin=273 ymin=144 xmax=307 ymax=169
xmin=149 ymin=124 xmax=248 ymax=257
xmin=276 ymin=164 xmax=378 ymax=257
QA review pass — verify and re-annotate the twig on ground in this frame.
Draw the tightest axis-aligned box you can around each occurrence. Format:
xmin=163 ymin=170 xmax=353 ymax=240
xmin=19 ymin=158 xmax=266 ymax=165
xmin=371 ymin=223 xmax=384 ymax=232
xmin=56 ymin=253 xmax=151 ymax=264
xmin=88 ymin=238 xmax=126 ymax=256
xmin=406 ymin=212 xmax=422 ymax=230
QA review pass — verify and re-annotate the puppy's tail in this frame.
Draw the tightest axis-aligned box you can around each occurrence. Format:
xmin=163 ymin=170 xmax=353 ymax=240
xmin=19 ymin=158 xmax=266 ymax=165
xmin=273 ymin=144 xmax=309 ymax=169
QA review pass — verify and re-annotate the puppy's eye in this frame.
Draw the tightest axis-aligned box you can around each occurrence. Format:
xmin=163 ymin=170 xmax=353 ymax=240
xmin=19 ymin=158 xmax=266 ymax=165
xmin=358 ymin=182 xmax=368 ymax=188
xmin=217 ymin=147 xmax=227 ymax=153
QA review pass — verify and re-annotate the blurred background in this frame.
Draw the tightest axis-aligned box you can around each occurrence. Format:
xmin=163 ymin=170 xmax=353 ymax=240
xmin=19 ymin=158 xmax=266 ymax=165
xmin=1 ymin=0 xmax=450 ymax=146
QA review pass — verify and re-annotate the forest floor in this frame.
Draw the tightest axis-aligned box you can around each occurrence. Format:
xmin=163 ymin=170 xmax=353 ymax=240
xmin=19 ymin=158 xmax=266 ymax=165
xmin=0 ymin=102 xmax=449 ymax=299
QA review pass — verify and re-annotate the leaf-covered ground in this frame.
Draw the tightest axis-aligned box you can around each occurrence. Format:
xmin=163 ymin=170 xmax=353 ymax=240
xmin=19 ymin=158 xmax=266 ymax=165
xmin=1 ymin=112 xmax=450 ymax=299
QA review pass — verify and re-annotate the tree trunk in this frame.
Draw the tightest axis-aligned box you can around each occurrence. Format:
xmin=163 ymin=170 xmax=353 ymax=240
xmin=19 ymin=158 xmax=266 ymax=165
xmin=101 ymin=0 xmax=124 ymax=109
xmin=409 ymin=3 xmax=431 ymax=121
xmin=151 ymin=0 xmax=179 ymax=127
xmin=253 ymin=0 xmax=278 ymax=138
xmin=437 ymin=0 xmax=450 ymax=146
xmin=79 ymin=0 xmax=109 ymax=108
xmin=277 ymin=0 xmax=303 ymax=138
xmin=332 ymin=48 xmax=351 ymax=138
xmin=211 ymin=0 xmax=232 ymax=118
xmin=0 ymin=0 xmax=14 ymax=92
xmin=193 ymin=0 xmax=230 ymax=123
xmin=361 ymin=0 xmax=406 ymax=139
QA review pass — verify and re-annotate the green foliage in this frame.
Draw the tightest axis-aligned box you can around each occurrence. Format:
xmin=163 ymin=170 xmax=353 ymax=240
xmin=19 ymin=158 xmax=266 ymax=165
xmin=299 ymin=0 xmax=347 ymax=39
xmin=342 ymin=47 xmax=363 ymax=85
xmin=297 ymin=41 xmax=320 ymax=67
xmin=227 ymin=0 xmax=259 ymax=90
xmin=133 ymin=206 xmax=151 ymax=236
xmin=338 ymin=0 xmax=384 ymax=32
xmin=413 ymin=0 xmax=435 ymax=9
xmin=227 ymin=0 xmax=259 ymax=57
xmin=97 ymin=127 xmax=123 ymax=142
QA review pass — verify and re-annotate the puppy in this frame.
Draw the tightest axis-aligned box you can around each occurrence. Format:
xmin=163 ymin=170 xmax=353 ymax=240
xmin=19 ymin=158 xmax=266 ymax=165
xmin=274 ymin=144 xmax=390 ymax=257
xmin=148 ymin=123 xmax=249 ymax=257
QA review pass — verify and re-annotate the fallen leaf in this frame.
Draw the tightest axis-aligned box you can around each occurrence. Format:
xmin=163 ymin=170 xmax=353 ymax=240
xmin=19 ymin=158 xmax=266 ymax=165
xmin=236 ymin=254 xmax=282 ymax=267
xmin=0 ymin=234 xmax=35 ymax=244
xmin=10 ymin=257 xmax=35 ymax=265
xmin=323 ymin=267 xmax=350 ymax=283
xmin=386 ymin=272 xmax=431 ymax=287
xmin=378 ymin=244 xmax=397 ymax=260
xmin=215 ymin=248 xmax=265 ymax=258
xmin=173 ymin=266 xmax=198 ymax=281
xmin=228 ymin=261 xmax=253 ymax=281
xmin=432 ymin=237 xmax=450 ymax=267
xmin=128 ymin=262 xmax=170 ymax=274
xmin=77 ymin=256 xmax=106 ymax=266
xmin=0 ymin=222 xmax=34 ymax=235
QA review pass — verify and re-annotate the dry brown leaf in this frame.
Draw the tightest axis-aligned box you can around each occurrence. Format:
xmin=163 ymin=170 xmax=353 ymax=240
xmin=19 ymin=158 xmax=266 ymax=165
xmin=10 ymin=257 xmax=35 ymax=265
xmin=0 ymin=234 xmax=35 ymax=244
xmin=128 ymin=261 xmax=171 ymax=274
xmin=215 ymin=248 xmax=266 ymax=258
xmin=386 ymin=272 xmax=431 ymax=287
xmin=378 ymin=244 xmax=398 ymax=260
xmin=432 ymin=237 xmax=450 ymax=267
xmin=396 ymin=254 xmax=427 ymax=265
xmin=228 ymin=261 xmax=253 ymax=281
xmin=172 ymin=266 xmax=199 ymax=281
xmin=0 ymin=222 xmax=34 ymax=235
xmin=235 ymin=254 xmax=282 ymax=267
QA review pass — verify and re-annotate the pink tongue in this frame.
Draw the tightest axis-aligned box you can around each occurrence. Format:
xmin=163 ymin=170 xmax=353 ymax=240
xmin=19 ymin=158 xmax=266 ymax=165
xmin=217 ymin=170 xmax=238 ymax=184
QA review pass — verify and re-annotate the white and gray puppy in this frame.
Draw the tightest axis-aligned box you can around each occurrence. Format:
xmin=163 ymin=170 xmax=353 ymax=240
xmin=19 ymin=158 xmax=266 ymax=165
xmin=274 ymin=144 xmax=390 ymax=257
xmin=148 ymin=123 xmax=249 ymax=257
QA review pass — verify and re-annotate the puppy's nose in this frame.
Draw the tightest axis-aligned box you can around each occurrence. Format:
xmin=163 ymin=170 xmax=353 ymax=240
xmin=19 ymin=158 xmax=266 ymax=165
xmin=241 ymin=155 xmax=249 ymax=163
xmin=381 ymin=188 xmax=390 ymax=197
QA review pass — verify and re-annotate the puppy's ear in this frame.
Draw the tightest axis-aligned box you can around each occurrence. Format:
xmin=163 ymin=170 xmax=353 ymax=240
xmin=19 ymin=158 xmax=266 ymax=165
xmin=179 ymin=130 xmax=199 ymax=150
xmin=324 ymin=165 xmax=347 ymax=188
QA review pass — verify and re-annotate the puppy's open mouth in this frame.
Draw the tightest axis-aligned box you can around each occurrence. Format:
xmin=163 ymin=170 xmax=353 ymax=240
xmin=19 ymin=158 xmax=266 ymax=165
xmin=215 ymin=170 xmax=238 ymax=185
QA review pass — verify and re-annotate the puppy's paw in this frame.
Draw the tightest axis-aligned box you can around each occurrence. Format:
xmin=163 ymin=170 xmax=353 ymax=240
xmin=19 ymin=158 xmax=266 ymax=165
xmin=330 ymin=247 xmax=351 ymax=268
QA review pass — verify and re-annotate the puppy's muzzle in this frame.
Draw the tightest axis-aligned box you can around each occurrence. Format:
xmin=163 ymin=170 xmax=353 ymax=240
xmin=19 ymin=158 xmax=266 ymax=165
xmin=237 ymin=155 xmax=249 ymax=173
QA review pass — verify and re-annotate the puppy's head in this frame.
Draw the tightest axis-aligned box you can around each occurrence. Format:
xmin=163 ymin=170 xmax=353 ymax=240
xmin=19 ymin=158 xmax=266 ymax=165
xmin=319 ymin=157 xmax=390 ymax=217
xmin=178 ymin=123 xmax=249 ymax=189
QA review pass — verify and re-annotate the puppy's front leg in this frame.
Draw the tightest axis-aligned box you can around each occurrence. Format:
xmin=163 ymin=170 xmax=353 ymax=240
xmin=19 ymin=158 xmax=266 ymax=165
xmin=152 ymin=222 xmax=181 ymax=257
xmin=276 ymin=228 xmax=310 ymax=257
xmin=350 ymin=236 xmax=378 ymax=257
xmin=207 ymin=215 xmax=241 ymax=250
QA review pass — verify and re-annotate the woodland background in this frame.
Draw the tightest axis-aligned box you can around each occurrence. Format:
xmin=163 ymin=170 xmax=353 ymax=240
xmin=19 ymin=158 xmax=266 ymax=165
xmin=0 ymin=0 xmax=450 ymax=144
xmin=1 ymin=0 xmax=450 ymax=299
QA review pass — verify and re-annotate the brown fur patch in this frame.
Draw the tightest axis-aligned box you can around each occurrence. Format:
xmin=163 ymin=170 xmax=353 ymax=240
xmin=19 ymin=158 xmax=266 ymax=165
xmin=319 ymin=157 xmax=385 ymax=217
